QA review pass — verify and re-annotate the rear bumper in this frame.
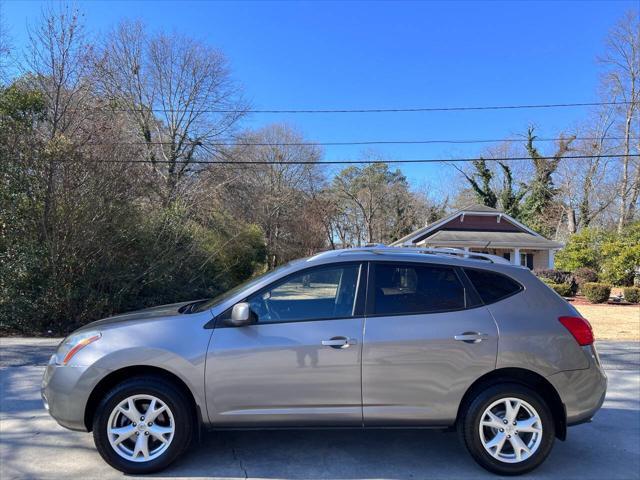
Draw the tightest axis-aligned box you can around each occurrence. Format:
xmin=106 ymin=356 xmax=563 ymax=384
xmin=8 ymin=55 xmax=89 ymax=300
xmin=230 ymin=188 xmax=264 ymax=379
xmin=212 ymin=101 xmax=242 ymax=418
xmin=41 ymin=357 xmax=95 ymax=431
xmin=548 ymin=345 xmax=607 ymax=426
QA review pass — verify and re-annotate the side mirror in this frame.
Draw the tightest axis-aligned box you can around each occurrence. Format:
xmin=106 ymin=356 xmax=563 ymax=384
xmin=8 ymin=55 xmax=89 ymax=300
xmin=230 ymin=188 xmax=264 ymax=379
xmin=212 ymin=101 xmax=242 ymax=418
xmin=227 ymin=302 xmax=255 ymax=327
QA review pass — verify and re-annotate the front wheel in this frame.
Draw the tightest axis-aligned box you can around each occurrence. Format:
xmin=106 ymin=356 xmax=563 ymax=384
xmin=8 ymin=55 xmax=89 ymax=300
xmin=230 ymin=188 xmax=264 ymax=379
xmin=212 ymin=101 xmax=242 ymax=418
xmin=459 ymin=383 xmax=555 ymax=476
xmin=92 ymin=376 xmax=194 ymax=474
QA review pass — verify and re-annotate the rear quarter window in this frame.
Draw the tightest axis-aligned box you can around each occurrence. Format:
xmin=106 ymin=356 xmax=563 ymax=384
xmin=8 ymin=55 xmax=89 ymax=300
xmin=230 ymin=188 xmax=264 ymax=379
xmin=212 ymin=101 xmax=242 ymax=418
xmin=464 ymin=268 xmax=523 ymax=305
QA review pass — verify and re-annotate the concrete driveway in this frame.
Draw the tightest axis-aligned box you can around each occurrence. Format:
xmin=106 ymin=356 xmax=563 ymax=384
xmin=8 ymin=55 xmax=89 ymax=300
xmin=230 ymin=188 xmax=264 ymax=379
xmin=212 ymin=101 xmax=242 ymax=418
xmin=1 ymin=338 xmax=638 ymax=479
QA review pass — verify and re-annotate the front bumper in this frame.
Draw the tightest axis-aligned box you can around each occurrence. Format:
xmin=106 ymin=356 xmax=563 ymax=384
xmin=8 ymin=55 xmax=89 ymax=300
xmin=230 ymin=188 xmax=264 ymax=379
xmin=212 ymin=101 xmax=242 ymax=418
xmin=548 ymin=344 xmax=608 ymax=426
xmin=41 ymin=356 xmax=95 ymax=431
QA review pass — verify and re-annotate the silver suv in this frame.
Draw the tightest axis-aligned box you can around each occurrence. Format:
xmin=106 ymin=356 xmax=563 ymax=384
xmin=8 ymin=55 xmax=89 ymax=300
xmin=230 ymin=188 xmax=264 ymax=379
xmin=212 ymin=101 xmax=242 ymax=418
xmin=42 ymin=247 xmax=607 ymax=475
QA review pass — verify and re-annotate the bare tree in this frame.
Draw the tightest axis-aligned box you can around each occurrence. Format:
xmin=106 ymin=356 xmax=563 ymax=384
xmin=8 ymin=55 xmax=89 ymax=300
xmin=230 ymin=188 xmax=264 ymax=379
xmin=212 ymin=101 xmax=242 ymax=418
xmin=22 ymin=4 xmax=94 ymax=244
xmin=0 ymin=1 xmax=13 ymax=84
xmin=557 ymin=107 xmax=620 ymax=233
xmin=24 ymin=4 xmax=92 ymax=138
xmin=599 ymin=10 xmax=640 ymax=231
xmin=213 ymin=124 xmax=324 ymax=268
xmin=94 ymin=21 xmax=247 ymax=204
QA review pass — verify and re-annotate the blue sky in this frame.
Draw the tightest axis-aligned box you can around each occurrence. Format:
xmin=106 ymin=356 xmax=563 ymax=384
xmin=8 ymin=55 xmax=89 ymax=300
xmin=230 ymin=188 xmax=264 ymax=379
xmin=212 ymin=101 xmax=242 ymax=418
xmin=2 ymin=0 xmax=636 ymax=189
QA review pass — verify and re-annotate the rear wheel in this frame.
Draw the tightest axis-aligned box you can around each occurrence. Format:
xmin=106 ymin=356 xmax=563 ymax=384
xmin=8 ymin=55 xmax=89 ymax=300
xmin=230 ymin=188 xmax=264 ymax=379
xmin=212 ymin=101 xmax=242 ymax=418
xmin=92 ymin=376 xmax=193 ymax=474
xmin=459 ymin=383 xmax=555 ymax=475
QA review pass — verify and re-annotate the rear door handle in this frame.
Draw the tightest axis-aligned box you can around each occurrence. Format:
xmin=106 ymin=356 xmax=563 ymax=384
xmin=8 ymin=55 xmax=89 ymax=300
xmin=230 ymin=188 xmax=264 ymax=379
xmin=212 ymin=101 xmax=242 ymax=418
xmin=322 ymin=336 xmax=357 ymax=348
xmin=454 ymin=332 xmax=489 ymax=343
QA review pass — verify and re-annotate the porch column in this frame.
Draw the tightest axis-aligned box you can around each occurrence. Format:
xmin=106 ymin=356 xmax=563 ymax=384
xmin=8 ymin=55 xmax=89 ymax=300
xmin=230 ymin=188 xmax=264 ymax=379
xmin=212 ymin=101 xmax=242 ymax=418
xmin=548 ymin=249 xmax=555 ymax=269
xmin=513 ymin=247 xmax=521 ymax=265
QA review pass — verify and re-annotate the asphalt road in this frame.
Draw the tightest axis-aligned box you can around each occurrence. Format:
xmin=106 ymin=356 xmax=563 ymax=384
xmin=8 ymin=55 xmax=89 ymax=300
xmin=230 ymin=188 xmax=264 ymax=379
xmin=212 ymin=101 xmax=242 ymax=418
xmin=1 ymin=338 xmax=639 ymax=480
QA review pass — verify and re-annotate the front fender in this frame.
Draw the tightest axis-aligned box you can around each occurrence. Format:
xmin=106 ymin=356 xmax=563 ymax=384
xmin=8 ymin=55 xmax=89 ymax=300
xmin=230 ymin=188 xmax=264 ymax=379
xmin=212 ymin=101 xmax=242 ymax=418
xmin=55 ymin=313 xmax=213 ymax=429
xmin=85 ymin=346 xmax=208 ymax=410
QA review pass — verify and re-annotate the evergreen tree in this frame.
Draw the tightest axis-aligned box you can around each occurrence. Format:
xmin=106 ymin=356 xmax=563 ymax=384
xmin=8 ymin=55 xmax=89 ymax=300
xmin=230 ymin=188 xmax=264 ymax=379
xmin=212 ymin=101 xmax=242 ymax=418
xmin=460 ymin=159 xmax=498 ymax=208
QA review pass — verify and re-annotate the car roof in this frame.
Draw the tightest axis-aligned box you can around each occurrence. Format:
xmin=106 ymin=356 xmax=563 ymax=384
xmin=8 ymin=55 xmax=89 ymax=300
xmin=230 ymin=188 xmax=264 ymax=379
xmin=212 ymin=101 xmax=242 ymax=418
xmin=304 ymin=246 xmax=521 ymax=270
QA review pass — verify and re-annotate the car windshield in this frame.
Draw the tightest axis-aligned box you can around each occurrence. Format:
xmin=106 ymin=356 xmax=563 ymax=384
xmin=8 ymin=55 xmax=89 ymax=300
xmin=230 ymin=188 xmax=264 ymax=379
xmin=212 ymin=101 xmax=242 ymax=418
xmin=191 ymin=259 xmax=301 ymax=313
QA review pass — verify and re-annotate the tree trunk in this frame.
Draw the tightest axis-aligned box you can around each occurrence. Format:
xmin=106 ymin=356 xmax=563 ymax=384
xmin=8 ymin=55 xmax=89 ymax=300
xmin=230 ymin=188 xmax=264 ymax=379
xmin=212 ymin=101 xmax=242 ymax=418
xmin=626 ymin=157 xmax=640 ymax=222
xmin=567 ymin=207 xmax=577 ymax=234
xmin=618 ymin=110 xmax=632 ymax=232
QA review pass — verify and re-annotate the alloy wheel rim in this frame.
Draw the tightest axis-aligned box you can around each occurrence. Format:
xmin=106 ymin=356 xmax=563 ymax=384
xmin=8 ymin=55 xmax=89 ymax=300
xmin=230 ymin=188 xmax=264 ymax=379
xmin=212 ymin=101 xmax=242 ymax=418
xmin=107 ymin=394 xmax=175 ymax=462
xmin=478 ymin=397 xmax=543 ymax=464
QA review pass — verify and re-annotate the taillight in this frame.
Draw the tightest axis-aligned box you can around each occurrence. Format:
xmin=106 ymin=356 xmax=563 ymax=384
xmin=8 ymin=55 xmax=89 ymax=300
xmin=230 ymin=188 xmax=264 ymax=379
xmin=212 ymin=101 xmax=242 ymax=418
xmin=559 ymin=316 xmax=594 ymax=346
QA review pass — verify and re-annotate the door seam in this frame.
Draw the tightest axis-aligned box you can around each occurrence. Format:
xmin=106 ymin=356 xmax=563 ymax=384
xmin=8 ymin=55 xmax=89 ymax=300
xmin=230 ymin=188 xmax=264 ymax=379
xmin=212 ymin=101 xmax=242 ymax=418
xmin=360 ymin=316 xmax=366 ymax=427
xmin=202 ymin=326 xmax=216 ymax=424
xmin=485 ymin=306 xmax=500 ymax=369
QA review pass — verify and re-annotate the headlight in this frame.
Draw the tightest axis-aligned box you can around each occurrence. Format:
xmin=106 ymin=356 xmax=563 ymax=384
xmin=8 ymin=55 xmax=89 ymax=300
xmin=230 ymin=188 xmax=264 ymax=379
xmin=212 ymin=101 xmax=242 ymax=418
xmin=55 ymin=331 xmax=102 ymax=365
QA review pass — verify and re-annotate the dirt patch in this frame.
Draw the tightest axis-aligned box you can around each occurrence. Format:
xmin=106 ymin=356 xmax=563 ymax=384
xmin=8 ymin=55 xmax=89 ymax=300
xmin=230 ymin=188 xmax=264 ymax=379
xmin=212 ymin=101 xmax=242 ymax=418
xmin=574 ymin=304 xmax=640 ymax=341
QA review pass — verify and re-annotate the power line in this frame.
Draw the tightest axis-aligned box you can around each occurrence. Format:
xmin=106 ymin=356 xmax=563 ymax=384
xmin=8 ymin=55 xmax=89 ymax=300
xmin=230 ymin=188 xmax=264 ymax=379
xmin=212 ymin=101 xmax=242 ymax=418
xmin=78 ymin=100 xmax=633 ymax=114
xmin=52 ymin=153 xmax=638 ymax=166
xmin=232 ymin=101 xmax=633 ymax=114
xmin=80 ymin=136 xmax=626 ymax=147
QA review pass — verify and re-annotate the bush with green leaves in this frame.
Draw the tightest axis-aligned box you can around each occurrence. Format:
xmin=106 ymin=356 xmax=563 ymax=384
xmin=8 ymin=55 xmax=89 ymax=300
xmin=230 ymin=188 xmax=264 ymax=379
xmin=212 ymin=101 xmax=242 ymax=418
xmin=600 ymin=222 xmax=640 ymax=286
xmin=556 ymin=223 xmax=640 ymax=287
xmin=546 ymin=283 xmax=575 ymax=297
xmin=582 ymin=283 xmax=612 ymax=304
xmin=555 ymin=228 xmax=605 ymax=272
xmin=0 ymin=203 xmax=268 ymax=335
xmin=623 ymin=287 xmax=640 ymax=304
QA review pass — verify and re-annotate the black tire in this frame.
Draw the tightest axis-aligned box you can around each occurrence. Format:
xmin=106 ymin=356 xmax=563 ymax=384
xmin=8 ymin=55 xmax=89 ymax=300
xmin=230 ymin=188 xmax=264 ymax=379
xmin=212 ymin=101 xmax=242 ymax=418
xmin=458 ymin=383 xmax=555 ymax=476
xmin=92 ymin=376 xmax=194 ymax=474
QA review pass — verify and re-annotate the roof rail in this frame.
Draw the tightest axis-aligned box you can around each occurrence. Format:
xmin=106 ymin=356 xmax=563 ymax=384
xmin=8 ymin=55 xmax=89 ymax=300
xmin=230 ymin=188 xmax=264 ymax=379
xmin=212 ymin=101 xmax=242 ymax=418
xmin=337 ymin=246 xmax=512 ymax=265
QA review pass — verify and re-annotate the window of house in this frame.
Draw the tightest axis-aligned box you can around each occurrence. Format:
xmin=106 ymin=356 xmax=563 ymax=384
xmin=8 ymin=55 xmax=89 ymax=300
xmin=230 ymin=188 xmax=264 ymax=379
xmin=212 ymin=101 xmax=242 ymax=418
xmin=518 ymin=253 xmax=534 ymax=269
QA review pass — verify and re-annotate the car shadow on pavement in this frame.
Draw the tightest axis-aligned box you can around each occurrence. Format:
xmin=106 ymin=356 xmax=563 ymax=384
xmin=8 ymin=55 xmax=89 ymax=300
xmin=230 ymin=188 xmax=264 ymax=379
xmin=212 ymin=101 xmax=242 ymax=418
xmin=150 ymin=405 xmax=640 ymax=480
xmin=1 ymin=408 xmax=638 ymax=480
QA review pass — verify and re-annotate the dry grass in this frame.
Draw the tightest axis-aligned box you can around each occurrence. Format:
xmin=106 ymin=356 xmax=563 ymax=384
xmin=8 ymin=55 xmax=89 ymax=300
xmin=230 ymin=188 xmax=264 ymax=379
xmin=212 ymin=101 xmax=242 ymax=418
xmin=575 ymin=304 xmax=640 ymax=341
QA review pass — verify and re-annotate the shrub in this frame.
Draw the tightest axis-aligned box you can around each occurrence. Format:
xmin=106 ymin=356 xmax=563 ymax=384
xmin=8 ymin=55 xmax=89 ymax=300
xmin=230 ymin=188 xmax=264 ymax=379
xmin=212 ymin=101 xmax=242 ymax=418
xmin=555 ymin=222 xmax=640 ymax=287
xmin=0 ymin=203 xmax=267 ymax=335
xmin=555 ymin=228 xmax=605 ymax=272
xmin=535 ymin=269 xmax=571 ymax=284
xmin=600 ymin=222 xmax=640 ymax=286
xmin=535 ymin=269 xmax=577 ymax=296
xmin=547 ymin=282 xmax=574 ymax=297
xmin=582 ymin=283 xmax=612 ymax=304
xmin=573 ymin=267 xmax=599 ymax=286
xmin=623 ymin=287 xmax=640 ymax=304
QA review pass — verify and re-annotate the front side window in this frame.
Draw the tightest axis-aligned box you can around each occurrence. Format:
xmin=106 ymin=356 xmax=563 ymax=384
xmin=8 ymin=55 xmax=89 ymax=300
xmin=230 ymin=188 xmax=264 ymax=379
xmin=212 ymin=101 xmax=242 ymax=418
xmin=373 ymin=263 xmax=465 ymax=315
xmin=247 ymin=264 xmax=361 ymax=323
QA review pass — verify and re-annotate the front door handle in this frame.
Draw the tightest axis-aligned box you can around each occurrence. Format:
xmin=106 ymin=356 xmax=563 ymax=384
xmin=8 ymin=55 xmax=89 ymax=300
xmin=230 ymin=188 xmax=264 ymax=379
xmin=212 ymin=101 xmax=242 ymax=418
xmin=454 ymin=332 xmax=489 ymax=344
xmin=322 ymin=336 xmax=357 ymax=349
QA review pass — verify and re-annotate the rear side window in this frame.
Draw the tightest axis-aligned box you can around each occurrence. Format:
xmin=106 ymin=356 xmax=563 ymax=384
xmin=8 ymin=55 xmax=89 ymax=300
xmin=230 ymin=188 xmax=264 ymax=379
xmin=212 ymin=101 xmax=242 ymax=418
xmin=464 ymin=268 xmax=522 ymax=304
xmin=373 ymin=263 xmax=465 ymax=315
